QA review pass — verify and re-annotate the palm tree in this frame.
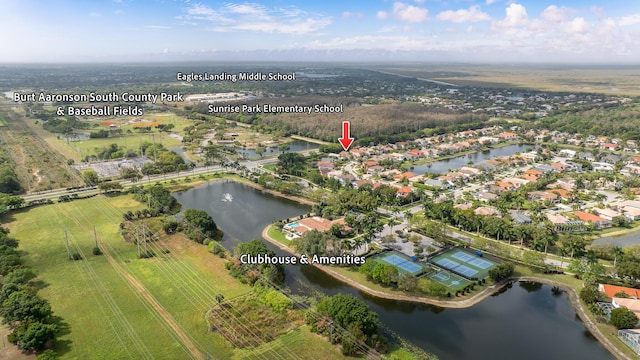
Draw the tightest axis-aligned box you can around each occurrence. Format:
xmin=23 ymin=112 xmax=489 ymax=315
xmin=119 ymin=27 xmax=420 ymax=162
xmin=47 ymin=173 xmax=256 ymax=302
xmin=613 ymin=246 xmax=624 ymax=267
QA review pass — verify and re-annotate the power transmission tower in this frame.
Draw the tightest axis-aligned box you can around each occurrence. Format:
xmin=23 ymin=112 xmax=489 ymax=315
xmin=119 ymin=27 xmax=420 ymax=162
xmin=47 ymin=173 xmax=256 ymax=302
xmin=64 ymin=229 xmax=71 ymax=260
xmin=135 ymin=226 xmax=141 ymax=258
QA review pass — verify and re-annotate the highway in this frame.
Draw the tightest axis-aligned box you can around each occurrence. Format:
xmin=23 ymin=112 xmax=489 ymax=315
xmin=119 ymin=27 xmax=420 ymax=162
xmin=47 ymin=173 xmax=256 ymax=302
xmin=20 ymin=154 xmax=286 ymax=202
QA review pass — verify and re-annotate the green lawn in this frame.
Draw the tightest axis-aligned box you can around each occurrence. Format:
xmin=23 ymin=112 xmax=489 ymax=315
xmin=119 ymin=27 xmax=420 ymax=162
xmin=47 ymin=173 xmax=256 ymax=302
xmin=4 ymin=199 xmax=189 ymax=359
xmin=267 ymin=225 xmax=292 ymax=246
xmin=3 ymin=194 xmax=361 ymax=359
xmin=234 ymin=325 xmax=348 ymax=360
xmin=71 ymin=131 xmax=182 ymax=157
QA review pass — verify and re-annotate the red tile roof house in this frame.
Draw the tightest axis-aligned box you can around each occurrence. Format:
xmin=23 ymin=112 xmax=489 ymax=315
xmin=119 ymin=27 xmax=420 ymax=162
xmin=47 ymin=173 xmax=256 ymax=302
xmin=601 ymin=143 xmax=619 ymax=151
xmin=406 ymin=149 xmax=423 ymax=159
xmin=598 ymin=284 xmax=640 ymax=299
xmin=573 ymin=211 xmax=612 ymax=229
xmin=296 ymin=217 xmax=349 ymax=233
xmin=393 ymin=172 xmax=416 ymax=182
xmin=396 ymin=186 xmax=413 ymax=197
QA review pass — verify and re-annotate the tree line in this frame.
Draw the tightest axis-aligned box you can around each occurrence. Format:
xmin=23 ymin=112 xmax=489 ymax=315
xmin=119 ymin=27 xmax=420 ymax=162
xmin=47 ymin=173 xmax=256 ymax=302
xmin=0 ymin=227 xmax=60 ymax=357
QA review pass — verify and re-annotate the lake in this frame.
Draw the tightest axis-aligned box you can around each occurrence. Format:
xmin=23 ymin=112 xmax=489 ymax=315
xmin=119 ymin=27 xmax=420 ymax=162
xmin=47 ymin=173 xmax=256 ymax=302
xmin=592 ymin=229 xmax=640 ymax=248
xmin=173 ymin=181 xmax=614 ymax=360
xmin=412 ymin=144 xmax=528 ymax=175
xmin=237 ymin=139 xmax=319 ymax=159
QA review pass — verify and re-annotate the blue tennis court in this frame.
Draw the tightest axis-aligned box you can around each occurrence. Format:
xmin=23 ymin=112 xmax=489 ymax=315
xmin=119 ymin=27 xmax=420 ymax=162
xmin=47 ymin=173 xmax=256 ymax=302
xmin=452 ymin=252 xmax=474 ymax=262
xmin=468 ymin=257 xmax=493 ymax=269
xmin=435 ymin=258 xmax=478 ymax=277
xmin=382 ymin=254 xmax=422 ymax=273
xmin=430 ymin=248 xmax=499 ymax=279
xmin=370 ymin=252 xmax=426 ymax=276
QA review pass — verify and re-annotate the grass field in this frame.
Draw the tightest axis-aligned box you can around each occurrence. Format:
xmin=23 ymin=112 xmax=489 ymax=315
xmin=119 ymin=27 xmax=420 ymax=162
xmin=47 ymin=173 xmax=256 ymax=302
xmin=372 ymin=65 xmax=640 ymax=95
xmin=3 ymin=195 xmax=360 ymax=359
xmin=267 ymin=225 xmax=292 ymax=246
xmin=71 ymin=130 xmax=183 ymax=157
xmin=0 ymin=107 xmax=83 ymax=191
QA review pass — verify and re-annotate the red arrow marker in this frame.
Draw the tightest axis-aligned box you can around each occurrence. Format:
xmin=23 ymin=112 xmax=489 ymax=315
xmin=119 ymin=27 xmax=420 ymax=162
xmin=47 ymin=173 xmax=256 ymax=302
xmin=339 ymin=121 xmax=354 ymax=151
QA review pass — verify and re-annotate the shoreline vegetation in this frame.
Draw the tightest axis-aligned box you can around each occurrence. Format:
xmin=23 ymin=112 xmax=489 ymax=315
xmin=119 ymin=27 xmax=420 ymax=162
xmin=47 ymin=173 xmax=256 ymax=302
xmin=261 ymin=224 xmax=631 ymax=360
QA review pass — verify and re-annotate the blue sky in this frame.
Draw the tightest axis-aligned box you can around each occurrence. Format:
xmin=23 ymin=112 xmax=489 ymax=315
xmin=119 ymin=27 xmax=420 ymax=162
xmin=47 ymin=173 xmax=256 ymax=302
xmin=1 ymin=0 xmax=640 ymax=62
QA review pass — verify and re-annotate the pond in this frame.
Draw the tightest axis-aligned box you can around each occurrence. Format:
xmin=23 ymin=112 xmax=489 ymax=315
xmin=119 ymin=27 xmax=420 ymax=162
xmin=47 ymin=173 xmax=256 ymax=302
xmin=173 ymin=181 xmax=614 ymax=360
xmin=412 ymin=144 xmax=528 ymax=175
xmin=236 ymin=140 xmax=319 ymax=159
xmin=591 ymin=229 xmax=640 ymax=248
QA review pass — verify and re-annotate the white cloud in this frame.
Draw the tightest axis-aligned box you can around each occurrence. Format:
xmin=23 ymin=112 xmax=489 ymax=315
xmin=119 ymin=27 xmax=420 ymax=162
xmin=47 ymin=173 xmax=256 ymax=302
xmin=378 ymin=2 xmax=428 ymax=22
xmin=563 ymin=17 xmax=589 ymax=34
xmin=540 ymin=5 xmax=572 ymax=23
xmin=342 ymin=11 xmax=364 ymax=19
xmin=618 ymin=14 xmax=640 ymax=26
xmin=183 ymin=2 xmax=331 ymax=35
xmin=436 ymin=6 xmax=491 ymax=23
xmin=486 ymin=0 xmax=498 ymax=4
xmin=188 ymin=4 xmax=216 ymax=16
xmin=501 ymin=3 xmax=528 ymax=27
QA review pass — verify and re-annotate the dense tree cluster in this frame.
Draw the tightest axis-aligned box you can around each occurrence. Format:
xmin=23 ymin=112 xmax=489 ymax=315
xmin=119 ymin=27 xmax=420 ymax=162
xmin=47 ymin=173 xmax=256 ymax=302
xmin=0 ymin=228 xmax=59 ymax=354
xmin=226 ymin=239 xmax=285 ymax=286
xmin=0 ymin=147 xmax=23 ymax=195
xmin=276 ymin=153 xmax=307 ymax=177
xmin=307 ymin=293 xmax=385 ymax=356
xmin=488 ymin=262 xmax=515 ymax=282
xmin=182 ymin=208 xmax=222 ymax=244
xmin=610 ymin=307 xmax=639 ymax=329
xmin=140 ymin=143 xmax=188 ymax=175
xmin=358 ymin=261 xmax=398 ymax=286
xmin=617 ymin=260 xmax=640 ymax=281
xmin=423 ymin=199 xmax=560 ymax=254
xmin=133 ymin=184 xmax=179 ymax=215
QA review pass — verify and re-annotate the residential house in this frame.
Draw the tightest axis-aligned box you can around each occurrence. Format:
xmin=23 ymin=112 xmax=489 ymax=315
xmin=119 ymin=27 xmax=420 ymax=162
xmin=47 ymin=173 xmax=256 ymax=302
xmin=592 ymin=162 xmax=614 ymax=172
xmin=599 ymin=284 xmax=640 ymax=299
xmin=476 ymin=192 xmax=498 ymax=202
xmin=594 ymin=208 xmax=623 ymax=221
xmin=510 ymin=211 xmax=532 ymax=225
xmin=394 ymin=172 xmax=416 ymax=182
xmin=612 ymin=297 xmax=640 ymax=323
xmin=548 ymin=189 xmax=577 ymax=202
xmin=474 ymin=206 xmax=499 ymax=216
xmin=621 ymin=206 xmax=640 ymax=221
xmin=396 ymin=186 xmax=413 ymax=198
xmin=577 ymin=151 xmax=596 ymax=162
xmin=548 ymin=178 xmax=576 ymax=191
xmin=601 ymin=154 xmax=622 ymax=165
xmin=621 ymin=164 xmax=640 ymax=177
xmin=574 ymin=211 xmax=612 ymax=229
xmin=405 ymin=149 xmax=423 ymax=160
xmin=524 ymin=169 xmax=543 ymax=179
xmin=528 ymin=191 xmax=559 ymax=203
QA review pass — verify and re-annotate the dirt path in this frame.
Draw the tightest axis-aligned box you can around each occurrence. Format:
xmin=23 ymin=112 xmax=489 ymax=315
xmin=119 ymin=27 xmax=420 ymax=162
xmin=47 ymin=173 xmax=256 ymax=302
xmin=57 ymin=206 xmax=204 ymax=360
xmin=96 ymin=240 xmax=204 ymax=360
